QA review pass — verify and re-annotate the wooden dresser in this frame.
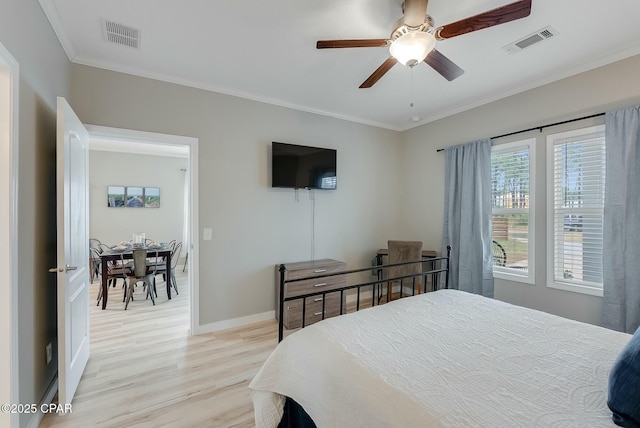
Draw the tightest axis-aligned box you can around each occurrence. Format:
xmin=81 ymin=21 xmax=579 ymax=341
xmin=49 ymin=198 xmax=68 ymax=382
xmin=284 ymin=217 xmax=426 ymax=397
xmin=276 ymin=259 xmax=346 ymax=329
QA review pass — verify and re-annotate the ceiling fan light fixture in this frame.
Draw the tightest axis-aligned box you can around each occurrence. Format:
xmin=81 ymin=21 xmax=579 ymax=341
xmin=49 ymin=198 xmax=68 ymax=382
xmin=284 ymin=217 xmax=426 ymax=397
xmin=389 ymin=31 xmax=436 ymax=67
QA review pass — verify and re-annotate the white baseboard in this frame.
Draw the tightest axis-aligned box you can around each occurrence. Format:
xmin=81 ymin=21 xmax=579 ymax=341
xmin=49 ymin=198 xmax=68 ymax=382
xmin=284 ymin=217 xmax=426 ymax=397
xmin=25 ymin=377 xmax=58 ymax=428
xmin=345 ymin=289 xmax=374 ymax=302
xmin=194 ymin=310 xmax=275 ymax=335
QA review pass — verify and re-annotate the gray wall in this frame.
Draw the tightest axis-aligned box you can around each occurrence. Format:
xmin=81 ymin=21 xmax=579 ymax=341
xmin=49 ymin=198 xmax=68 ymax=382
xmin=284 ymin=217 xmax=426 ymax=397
xmin=89 ymin=150 xmax=188 ymax=246
xmin=0 ymin=0 xmax=71 ymax=427
xmin=70 ymin=64 xmax=404 ymax=325
xmin=4 ymin=2 xmax=640 ymax=423
xmin=401 ymin=54 xmax=640 ymax=326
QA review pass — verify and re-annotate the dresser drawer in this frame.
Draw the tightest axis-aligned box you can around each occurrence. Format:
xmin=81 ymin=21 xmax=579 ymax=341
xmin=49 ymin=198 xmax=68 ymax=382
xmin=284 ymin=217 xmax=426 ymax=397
xmin=286 ymin=261 xmax=346 ymax=281
xmin=276 ymin=259 xmax=347 ymax=329
xmin=284 ymin=292 xmax=344 ymax=329
xmin=284 ymin=273 xmax=346 ymax=298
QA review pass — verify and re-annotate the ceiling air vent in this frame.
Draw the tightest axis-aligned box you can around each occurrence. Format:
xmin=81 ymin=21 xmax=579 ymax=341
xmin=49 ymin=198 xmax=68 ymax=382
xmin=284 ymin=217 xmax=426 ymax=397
xmin=102 ymin=19 xmax=140 ymax=49
xmin=502 ymin=26 xmax=558 ymax=54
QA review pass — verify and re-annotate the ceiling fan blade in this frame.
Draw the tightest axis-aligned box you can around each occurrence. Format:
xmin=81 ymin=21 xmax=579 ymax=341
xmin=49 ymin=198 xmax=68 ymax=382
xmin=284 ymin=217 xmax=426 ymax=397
xmin=360 ymin=57 xmax=398 ymax=88
xmin=423 ymin=49 xmax=464 ymax=81
xmin=403 ymin=0 xmax=429 ymax=28
xmin=436 ymin=0 xmax=532 ymax=40
xmin=317 ymin=39 xmax=389 ymax=49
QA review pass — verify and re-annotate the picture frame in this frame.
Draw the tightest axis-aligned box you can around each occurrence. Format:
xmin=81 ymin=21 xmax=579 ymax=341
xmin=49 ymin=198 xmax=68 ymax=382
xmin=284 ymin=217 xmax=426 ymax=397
xmin=144 ymin=187 xmax=160 ymax=208
xmin=125 ymin=186 xmax=144 ymax=208
xmin=107 ymin=185 xmax=126 ymax=207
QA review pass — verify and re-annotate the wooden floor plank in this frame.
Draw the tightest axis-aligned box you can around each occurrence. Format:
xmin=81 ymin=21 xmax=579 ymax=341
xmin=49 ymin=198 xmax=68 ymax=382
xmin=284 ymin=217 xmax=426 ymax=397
xmin=40 ymin=271 xmax=404 ymax=427
xmin=40 ymin=271 xmax=278 ymax=428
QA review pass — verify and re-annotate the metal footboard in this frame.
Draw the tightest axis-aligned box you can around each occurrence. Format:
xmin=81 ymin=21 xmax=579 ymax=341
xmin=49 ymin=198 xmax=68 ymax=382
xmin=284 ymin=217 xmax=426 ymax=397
xmin=278 ymin=245 xmax=451 ymax=342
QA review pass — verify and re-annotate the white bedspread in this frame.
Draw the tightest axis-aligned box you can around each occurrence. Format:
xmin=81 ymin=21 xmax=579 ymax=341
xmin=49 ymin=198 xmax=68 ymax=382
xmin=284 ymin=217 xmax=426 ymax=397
xmin=249 ymin=290 xmax=631 ymax=427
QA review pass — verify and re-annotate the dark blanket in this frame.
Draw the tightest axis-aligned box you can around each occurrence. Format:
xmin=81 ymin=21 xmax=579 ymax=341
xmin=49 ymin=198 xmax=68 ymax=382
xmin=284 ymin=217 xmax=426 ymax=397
xmin=277 ymin=397 xmax=317 ymax=428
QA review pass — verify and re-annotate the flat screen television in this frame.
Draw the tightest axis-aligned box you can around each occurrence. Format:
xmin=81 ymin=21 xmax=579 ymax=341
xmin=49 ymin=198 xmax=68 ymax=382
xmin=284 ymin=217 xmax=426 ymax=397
xmin=271 ymin=142 xmax=337 ymax=190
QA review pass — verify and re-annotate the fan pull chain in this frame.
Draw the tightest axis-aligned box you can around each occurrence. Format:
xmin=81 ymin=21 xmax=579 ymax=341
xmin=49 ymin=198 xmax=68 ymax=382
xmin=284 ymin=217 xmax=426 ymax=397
xmin=409 ymin=68 xmax=415 ymax=108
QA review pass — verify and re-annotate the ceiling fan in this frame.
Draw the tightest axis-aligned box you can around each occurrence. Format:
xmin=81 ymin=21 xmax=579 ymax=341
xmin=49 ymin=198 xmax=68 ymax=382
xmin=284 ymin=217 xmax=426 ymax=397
xmin=316 ymin=0 xmax=532 ymax=88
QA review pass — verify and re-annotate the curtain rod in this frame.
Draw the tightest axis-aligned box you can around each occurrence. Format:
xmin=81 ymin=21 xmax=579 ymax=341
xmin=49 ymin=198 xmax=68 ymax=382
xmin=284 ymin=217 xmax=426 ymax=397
xmin=436 ymin=112 xmax=605 ymax=152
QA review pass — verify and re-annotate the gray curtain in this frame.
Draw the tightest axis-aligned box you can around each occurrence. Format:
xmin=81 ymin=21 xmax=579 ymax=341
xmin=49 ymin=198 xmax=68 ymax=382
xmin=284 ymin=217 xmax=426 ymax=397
xmin=441 ymin=139 xmax=494 ymax=297
xmin=603 ymin=105 xmax=640 ymax=333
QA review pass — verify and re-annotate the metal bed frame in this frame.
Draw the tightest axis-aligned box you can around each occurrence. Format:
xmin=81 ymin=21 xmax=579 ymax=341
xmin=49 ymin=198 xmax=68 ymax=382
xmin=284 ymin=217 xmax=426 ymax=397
xmin=277 ymin=245 xmax=451 ymax=342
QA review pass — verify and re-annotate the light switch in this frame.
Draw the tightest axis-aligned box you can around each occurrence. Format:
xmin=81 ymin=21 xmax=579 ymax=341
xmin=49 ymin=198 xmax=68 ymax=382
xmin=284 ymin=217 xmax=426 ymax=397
xmin=203 ymin=228 xmax=212 ymax=241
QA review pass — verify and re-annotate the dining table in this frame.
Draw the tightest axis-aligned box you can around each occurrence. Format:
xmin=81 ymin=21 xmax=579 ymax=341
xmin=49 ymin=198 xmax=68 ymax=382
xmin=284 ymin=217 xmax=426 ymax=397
xmin=99 ymin=246 xmax=172 ymax=310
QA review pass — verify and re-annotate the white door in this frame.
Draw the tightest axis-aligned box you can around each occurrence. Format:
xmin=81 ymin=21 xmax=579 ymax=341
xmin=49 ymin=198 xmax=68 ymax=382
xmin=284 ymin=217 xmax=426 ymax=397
xmin=53 ymin=97 xmax=90 ymax=405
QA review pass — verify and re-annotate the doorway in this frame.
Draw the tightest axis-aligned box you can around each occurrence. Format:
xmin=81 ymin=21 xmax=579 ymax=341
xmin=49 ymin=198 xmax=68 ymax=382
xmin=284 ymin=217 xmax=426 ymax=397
xmin=0 ymin=41 xmax=19 ymax=428
xmin=85 ymin=125 xmax=200 ymax=333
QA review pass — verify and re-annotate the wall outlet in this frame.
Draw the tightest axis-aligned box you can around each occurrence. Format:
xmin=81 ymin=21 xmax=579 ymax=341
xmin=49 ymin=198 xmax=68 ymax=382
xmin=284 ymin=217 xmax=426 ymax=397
xmin=46 ymin=343 xmax=52 ymax=364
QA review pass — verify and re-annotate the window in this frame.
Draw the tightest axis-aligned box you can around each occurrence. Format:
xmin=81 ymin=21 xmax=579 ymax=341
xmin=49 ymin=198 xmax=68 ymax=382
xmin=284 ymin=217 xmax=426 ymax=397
xmin=491 ymin=139 xmax=535 ymax=283
xmin=547 ymin=125 xmax=605 ymax=296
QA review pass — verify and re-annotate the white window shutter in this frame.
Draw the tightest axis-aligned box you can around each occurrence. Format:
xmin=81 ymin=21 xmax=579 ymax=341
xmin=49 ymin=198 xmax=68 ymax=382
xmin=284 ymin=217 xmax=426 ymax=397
xmin=551 ymin=129 xmax=605 ymax=288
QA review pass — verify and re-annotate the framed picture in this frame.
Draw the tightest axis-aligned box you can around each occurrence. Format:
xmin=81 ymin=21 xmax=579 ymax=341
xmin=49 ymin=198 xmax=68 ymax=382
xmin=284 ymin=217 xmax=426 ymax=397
xmin=107 ymin=186 xmax=126 ymax=207
xmin=126 ymin=186 xmax=144 ymax=208
xmin=144 ymin=187 xmax=160 ymax=208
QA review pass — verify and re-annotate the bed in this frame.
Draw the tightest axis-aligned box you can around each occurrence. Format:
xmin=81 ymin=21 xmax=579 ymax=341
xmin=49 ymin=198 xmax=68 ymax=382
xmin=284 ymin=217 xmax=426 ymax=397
xmin=250 ymin=253 xmax=636 ymax=428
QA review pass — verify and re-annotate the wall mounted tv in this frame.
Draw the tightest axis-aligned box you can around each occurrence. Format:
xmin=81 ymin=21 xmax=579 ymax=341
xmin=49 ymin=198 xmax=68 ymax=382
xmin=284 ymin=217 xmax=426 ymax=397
xmin=271 ymin=142 xmax=337 ymax=190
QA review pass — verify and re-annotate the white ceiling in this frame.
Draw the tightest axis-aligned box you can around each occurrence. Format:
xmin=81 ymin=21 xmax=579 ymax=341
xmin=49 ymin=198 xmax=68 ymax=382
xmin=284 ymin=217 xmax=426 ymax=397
xmin=40 ymin=0 xmax=640 ymax=131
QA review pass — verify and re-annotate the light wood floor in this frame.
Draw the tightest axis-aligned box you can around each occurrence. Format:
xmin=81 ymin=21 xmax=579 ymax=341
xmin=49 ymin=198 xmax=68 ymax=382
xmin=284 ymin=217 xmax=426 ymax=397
xmin=40 ymin=271 xmax=279 ymax=428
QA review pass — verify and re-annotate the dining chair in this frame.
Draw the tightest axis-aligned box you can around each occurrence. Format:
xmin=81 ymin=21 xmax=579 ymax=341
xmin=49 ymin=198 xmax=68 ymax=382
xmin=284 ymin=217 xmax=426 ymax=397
xmin=92 ymin=242 xmax=129 ymax=309
xmin=89 ymin=238 xmax=107 ymax=283
xmin=89 ymin=246 xmax=101 ymax=283
xmin=145 ymin=240 xmax=177 ymax=272
xmin=89 ymin=238 xmax=102 ymax=250
xmin=96 ymin=242 xmax=128 ymax=288
xmin=142 ymin=239 xmax=164 ymax=267
xmin=386 ymin=240 xmax=423 ymax=301
xmin=155 ymin=242 xmax=182 ymax=295
xmin=96 ymin=253 xmax=132 ymax=307
xmin=122 ymin=248 xmax=159 ymax=310
xmin=95 ymin=242 xmax=111 ymax=253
